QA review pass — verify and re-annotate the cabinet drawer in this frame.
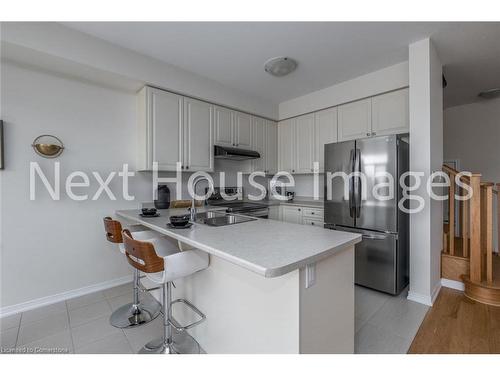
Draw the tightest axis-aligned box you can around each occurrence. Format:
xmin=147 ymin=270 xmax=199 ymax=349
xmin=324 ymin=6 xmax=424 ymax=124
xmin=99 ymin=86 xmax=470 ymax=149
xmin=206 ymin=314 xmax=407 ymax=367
xmin=303 ymin=218 xmax=324 ymax=227
xmin=302 ymin=207 xmax=324 ymax=219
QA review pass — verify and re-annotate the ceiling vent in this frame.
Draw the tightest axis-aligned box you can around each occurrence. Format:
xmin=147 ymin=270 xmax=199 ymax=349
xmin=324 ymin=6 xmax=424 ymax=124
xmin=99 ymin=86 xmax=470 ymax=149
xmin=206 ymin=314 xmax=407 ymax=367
xmin=264 ymin=57 xmax=298 ymax=77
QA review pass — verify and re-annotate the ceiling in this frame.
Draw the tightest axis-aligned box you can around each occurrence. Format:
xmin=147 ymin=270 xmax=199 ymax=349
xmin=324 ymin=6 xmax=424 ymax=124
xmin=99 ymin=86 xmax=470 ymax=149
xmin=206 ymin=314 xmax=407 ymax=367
xmin=63 ymin=22 xmax=500 ymax=108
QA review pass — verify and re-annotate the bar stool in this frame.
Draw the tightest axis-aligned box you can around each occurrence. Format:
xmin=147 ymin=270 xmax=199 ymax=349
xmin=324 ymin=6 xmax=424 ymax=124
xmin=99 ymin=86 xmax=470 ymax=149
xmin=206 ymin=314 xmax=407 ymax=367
xmin=122 ymin=229 xmax=209 ymax=354
xmin=103 ymin=217 xmax=178 ymax=329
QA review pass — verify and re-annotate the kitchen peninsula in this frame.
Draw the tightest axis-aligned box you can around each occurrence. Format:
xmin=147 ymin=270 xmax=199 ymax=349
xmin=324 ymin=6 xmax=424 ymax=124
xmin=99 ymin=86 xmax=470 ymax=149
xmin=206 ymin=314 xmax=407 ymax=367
xmin=116 ymin=207 xmax=361 ymax=353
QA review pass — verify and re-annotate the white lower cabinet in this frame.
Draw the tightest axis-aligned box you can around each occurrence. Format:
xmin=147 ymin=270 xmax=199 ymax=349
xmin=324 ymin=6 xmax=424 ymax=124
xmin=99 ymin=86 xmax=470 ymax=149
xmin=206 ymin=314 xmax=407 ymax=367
xmin=281 ymin=206 xmax=303 ymax=224
xmin=280 ymin=205 xmax=324 ymax=226
xmin=268 ymin=206 xmax=280 ymax=221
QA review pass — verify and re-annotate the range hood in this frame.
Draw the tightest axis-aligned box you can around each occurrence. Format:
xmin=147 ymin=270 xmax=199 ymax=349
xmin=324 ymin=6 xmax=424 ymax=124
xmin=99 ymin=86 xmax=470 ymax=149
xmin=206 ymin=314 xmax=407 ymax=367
xmin=214 ymin=145 xmax=260 ymax=161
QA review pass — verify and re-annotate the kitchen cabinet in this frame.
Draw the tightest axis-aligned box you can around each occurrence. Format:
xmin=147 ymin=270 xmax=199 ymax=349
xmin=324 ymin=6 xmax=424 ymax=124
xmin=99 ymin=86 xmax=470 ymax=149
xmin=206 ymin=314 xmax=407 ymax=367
xmin=314 ymin=108 xmax=338 ymax=173
xmin=281 ymin=206 xmax=303 ymax=224
xmin=268 ymin=205 xmax=280 ymax=221
xmin=214 ymin=106 xmax=233 ymax=147
xmin=278 ymin=118 xmax=295 ymax=173
xmin=265 ymin=120 xmax=278 ymax=174
xmin=215 ymin=107 xmax=253 ymax=149
xmin=138 ymin=87 xmax=213 ymax=172
xmin=234 ymin=111 xmax=253 ymax=149
xmin=281 ymin=204 xmax=325 ymax=227
xmin=295 ymin=114 xmax=315 ymax=173
xmin=371 ymin=88 xmax=409 ymax=136
xmin=338 ymin=98 xmax=372 ymax=141
xmin=183 ymin=97 xmax=214 ymax=172
xmin=252 ymin=116 xmax=266 ymax=172
xmin=278 ymin=115 xmax=315 ymax=174
xmin=138 ymin=87 xmax=183 ymax=171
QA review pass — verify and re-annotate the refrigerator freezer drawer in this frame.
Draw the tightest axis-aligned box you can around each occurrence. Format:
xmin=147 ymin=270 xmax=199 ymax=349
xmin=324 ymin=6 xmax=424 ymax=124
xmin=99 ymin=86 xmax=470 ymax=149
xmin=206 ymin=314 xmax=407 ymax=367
xmin=332 ymin=226 xmax=399 ymax=295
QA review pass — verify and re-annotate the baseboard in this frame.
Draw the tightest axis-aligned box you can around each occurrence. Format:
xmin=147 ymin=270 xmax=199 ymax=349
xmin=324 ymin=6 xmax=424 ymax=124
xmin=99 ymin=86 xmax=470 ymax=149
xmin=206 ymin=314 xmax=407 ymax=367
xmin=441 ymin=278 xmax=465 ymax=291
xmin=407 ymin=282 xmax=442 ymax=306
xmin=0 ymin=275 xmax=133 ymax=318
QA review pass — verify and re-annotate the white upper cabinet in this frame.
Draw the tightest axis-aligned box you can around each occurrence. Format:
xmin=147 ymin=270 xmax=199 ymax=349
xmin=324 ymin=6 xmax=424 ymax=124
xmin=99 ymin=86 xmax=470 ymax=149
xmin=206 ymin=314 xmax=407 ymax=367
xmin=138 ymin=87 xmax=182 ymax=171
xmin=183 ymin=97 xmax=214 ymax=172
xmin=314 ymin=107 xmax=338 ymax=173
xmin=138 ymin=87 xmax=213 ymax=172
xmin=371 ymin=88 xmax=409 ymax=136
xmin=338 ymin=98 xmax=372 ymax=142
xmin=295 ymin=114 xmax=315 ymax=173
xmin=265 ymin=120 xmax=278 ymax=174
xmin=278 ymin=119 xmax=295 ymax=173
xmin=252 ymin=116 xmax=266 ymax=172
xmin=214 ymin=106 xmax=233 ymax=147
xmin=214 ymin=108 xmax=253 ymax=149
xmin=234 ymin=111 xmax=253 ymax=149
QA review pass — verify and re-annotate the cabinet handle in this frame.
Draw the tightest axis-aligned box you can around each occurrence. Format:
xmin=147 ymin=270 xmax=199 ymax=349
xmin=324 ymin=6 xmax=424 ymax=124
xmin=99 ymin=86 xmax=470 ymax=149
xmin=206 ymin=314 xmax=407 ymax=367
xmin=311 ymin=212 xmax=315 ymax=215
xmin=366 ymin=132 xmax=371 ymax=136
xmin=372 ymin=132 xmax=376 ymax=136
xmin=181 ymin=165 xmax=184 ymax=170
xmin=186 ymin=166 xmax=189 ymax=170
xmin=311 ymin=222 xmax=315 ymax=225
xmin=292 ymin=169 xmax=295 ymax=173
xmin=298 ymin=208 xmax=301 ymax=212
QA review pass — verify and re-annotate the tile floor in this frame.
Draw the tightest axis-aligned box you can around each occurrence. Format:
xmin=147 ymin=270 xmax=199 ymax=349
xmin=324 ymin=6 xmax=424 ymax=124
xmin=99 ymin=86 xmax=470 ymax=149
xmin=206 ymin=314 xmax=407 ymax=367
xmin=1 ymin=282 xmax=429 ymax=354
xmin=354 ymin=285 xmax=429 ymax=354
xmin=0 ymin=283 xmax=166 ymax=354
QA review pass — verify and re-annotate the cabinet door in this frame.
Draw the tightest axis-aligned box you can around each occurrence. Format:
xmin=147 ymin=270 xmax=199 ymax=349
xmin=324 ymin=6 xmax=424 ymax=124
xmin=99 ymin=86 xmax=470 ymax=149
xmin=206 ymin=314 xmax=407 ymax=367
xmin=234 ymin=111 xmax=253 ymax=148
xmin=338 ymin=98 xmax=372 ymax=141
xmin=314 ymin=107 xmax=338 ymax=173
xmin=148 ymin=87 xmax=183 ymax=171
xmin=252 ymin=116 xmax=266 ymax=172
xmin=265 ymin=120 xmax=278 ymax=175
xmin=214 ymin=106 xmax=233 ymax=147
xmin=371 ymin=88 xmax=409 ymax=136
xmin=183 ymin=98 xmax=214 ymax=172
xmin=295 ymin=114 xmax=315 ymax=174
xmin=282 ymin=206 xmax=303 ymax=224
xmin=278 ymin=119 xmax=295 ymax=173
xmin=268 ymin=206 xmax=280 ymax=221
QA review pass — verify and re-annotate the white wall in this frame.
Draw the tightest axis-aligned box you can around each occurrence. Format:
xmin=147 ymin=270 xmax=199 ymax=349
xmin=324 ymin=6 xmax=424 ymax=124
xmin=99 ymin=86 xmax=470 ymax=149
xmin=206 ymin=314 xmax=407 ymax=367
xmin=1 ymin=22 xmax=277 ymax=120
xmin=407 ymin=39 xmax=443 ymax=306
xmin=279 ymin=61 xmax=408 ymax=120
xmin=444 ymin=98 xmax=500 ymax=251
xmin=0 ymin=63 xmax=156 ymax=308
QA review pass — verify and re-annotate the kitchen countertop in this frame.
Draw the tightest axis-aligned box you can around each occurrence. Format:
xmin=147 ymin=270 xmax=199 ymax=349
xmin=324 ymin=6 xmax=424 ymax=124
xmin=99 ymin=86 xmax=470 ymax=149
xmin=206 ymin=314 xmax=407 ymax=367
xmin=116 ymin=208 xmax=360 ymax=278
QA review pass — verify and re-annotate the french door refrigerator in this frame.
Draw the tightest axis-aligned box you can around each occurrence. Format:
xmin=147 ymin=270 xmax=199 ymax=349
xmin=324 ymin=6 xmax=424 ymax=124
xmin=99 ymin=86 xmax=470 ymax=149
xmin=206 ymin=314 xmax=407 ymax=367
xmin=324 ymin=134 xmax=409 ymax=295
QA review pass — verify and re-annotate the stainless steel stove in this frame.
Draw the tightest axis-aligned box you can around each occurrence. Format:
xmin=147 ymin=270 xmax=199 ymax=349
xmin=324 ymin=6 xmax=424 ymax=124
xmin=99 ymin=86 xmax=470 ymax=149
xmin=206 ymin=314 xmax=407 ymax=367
xmin=206 ymin=187 xmax=269 ymax=218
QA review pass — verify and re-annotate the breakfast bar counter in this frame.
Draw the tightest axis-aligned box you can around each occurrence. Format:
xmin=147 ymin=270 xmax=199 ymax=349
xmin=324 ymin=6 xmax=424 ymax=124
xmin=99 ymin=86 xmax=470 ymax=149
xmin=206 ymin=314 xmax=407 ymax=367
xmin=116 ymin=208 xmax=361 ymax=354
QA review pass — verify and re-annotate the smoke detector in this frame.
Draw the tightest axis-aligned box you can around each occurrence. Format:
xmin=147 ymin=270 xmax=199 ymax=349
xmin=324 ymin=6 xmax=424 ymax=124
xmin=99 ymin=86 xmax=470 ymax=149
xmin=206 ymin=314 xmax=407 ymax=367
xmin=478 ymin=88 xmax=500 ymax=99
xmin=264 ymin=57 xmax=298 ymax=77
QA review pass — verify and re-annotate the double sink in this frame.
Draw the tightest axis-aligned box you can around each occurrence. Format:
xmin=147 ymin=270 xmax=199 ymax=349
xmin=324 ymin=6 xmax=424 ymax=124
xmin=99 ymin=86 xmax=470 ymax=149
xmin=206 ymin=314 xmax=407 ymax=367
xmin=195 ymin=211 xmax=257 ymax=227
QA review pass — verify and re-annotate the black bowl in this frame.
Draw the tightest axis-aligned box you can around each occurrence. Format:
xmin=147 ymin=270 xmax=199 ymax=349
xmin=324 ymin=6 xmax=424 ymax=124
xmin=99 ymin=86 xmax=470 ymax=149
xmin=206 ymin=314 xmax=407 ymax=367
xmin=141 ymin=208 xmax=157 ymax=216
xmin=169 ymin=215 xmax=190 ymax=227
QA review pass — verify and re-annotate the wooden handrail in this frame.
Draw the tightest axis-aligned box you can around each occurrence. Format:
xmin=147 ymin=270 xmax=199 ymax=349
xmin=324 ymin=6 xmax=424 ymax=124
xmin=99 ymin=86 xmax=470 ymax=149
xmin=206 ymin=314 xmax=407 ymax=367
xmin=442 ymin=165 xmax=471 ymax=183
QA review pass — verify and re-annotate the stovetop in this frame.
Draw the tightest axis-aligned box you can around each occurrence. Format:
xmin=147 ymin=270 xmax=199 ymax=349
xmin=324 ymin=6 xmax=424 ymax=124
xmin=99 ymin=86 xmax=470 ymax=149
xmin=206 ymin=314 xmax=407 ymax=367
xmin=206 ymin=187 xmax=268 ymax=213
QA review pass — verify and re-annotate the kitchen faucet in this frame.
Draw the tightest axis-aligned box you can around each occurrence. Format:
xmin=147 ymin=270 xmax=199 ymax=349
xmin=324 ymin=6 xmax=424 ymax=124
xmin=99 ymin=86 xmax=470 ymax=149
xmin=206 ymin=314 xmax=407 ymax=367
xmin=190 ymin=176 xmax=212 ymax=222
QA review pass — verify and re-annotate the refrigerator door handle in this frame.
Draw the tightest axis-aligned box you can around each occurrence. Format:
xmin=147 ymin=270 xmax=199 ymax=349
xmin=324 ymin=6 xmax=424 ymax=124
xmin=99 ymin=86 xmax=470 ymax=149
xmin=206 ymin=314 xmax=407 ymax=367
xmin=354 ymin=148 xmax=362 ymax=218
xmin=361 ymin=234 xmax=387 ymax=240
xmin=349 ymin=149 xmax=356 ymax=218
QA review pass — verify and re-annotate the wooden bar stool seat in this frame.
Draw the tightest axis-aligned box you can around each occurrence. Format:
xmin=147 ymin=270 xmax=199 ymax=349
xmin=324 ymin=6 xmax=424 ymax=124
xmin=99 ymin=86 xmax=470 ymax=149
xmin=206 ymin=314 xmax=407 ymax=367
xmin=103 ymin=217 xmax=178 ymax=329
xmin=122 ymin=229 xmax=209 ymax=354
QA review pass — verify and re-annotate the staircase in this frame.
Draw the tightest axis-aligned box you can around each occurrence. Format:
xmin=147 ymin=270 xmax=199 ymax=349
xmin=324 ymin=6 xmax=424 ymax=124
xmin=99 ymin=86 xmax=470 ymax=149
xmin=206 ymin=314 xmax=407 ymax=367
xmin=442 ymin=165 xmax=500 ymax=306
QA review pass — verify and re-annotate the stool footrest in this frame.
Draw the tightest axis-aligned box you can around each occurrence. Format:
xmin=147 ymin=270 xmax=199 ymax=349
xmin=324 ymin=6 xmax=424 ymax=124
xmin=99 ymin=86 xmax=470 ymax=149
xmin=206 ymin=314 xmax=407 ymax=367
xmin=169 ymin=298 xmax=206 ymax=332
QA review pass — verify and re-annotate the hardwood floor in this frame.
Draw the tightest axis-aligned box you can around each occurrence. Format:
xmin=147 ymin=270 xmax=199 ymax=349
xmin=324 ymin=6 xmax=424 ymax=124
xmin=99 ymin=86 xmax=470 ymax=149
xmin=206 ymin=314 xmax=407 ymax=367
xmin=408 ymin=287 xmax=500 ymax=353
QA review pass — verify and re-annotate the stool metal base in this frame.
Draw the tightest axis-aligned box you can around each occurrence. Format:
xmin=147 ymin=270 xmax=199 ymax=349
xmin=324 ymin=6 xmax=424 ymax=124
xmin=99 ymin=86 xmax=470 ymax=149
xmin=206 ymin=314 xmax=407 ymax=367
xmin=139 ymin=331 xmax=202 ymax=354
xmin=109 ymin=294 xmax=161 ymax=329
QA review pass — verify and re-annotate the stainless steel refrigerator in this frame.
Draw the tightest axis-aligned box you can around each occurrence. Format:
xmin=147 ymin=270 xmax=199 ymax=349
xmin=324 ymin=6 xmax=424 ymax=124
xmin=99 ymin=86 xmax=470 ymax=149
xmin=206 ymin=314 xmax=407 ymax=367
xmin=324 ymin=134 xmax=409 ymax=295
